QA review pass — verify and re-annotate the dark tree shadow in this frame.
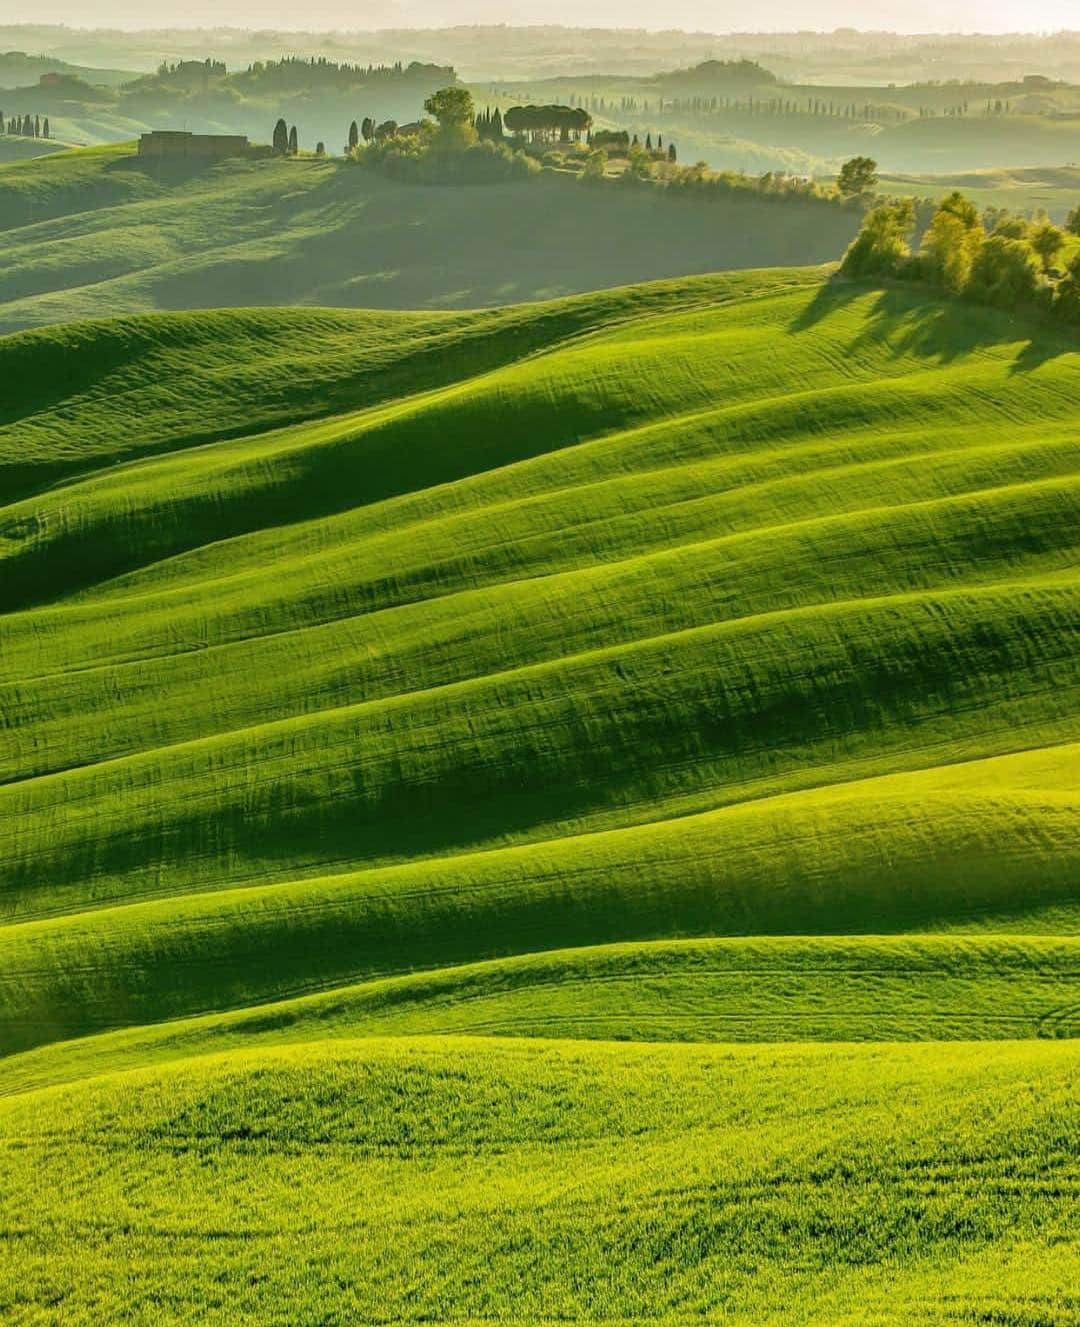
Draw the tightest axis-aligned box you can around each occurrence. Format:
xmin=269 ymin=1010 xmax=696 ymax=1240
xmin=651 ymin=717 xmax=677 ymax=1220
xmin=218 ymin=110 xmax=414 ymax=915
xmin=789 ymin=275 xmax=1076 ymax=374
xmin=787 ymin=276 xmax=865 ymax=332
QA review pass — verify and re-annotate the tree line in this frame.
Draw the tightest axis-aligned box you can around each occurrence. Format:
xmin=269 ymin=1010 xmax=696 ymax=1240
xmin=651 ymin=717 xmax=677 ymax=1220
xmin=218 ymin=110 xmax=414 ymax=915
xmin=2 ymin=112 xmax=49 ymax=138
xmin=339 ymin=94 xmax=678 ymax=164
xmin=841 ymin=189 xmax=1080 ymax=323
xmin=238 ymin=57 xmax=455 ymax=92
xmin=502 ymin=104 xmax=591 ymax=144
xmin=653 ymin=95 xmax=912 ymax=123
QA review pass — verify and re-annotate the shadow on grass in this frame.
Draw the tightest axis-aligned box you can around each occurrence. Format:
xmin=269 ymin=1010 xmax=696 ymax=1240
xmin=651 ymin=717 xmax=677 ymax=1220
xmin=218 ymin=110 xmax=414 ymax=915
xmin=103 ymin=154 xmax=226 ymax=186
xmin=790 ymin=275 xmax=1076 ymax=373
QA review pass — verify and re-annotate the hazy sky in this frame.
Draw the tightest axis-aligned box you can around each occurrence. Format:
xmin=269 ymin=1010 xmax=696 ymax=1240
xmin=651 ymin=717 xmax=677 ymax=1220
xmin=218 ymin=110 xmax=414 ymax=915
xmin=37 ymin=0 xmax=1080 ymax=32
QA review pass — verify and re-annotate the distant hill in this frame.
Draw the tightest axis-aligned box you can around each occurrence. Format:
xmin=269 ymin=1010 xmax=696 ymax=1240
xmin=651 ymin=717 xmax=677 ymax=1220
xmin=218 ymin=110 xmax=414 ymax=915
xmin=0 ymin=56 xmax=460 ymax=153
xmin=0 ymin=49 xmax=131 ymax=88
xmin=3 ymin=24 xmax=1080 ymax=83
xmin=0 ymin=143 xmax=861 ymax=334
xmin=478 ymin=67 xmax=1080 ymax=173
xmin=655 ymin=58 xmax=778 ymax=89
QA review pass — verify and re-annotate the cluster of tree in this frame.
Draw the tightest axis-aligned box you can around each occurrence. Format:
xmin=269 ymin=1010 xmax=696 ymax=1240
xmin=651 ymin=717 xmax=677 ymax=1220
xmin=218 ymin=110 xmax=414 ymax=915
xmin=662 ymin=160 xmax=849 ymax=208
xmin=657 ymin=59 xmax=778 ymax=87
xmin=349 ymin=87 xmax=538 ymax=184
xmin=145 ymin=58 xmax=227 ymax=87
xmin=2 ymin=112 xmax=49 ymax=138
xmin=272 ymin=118 xmax=299 ymax=155
xmin=575 ymin=133 xmax=676 ymax=184
xmin=346 ymin=117 xmax=406 ymax=150
xmin=235 ymin=57 xmax=455 ymax=93
xmin=591 ymin=129 xmax=630 ymax=151
xmin=474 ymin=107 xmax=504 ymax=141
xmin=502 ymin=104 xmax=592 ymax=144
xmin=841 ymin=189 xmax=1080 ymax=323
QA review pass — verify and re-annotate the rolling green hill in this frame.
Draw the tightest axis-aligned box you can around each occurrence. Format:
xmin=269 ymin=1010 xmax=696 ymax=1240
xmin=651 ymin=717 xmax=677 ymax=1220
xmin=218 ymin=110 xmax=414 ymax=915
xmin=0 ymin=269 xmax=1077 ymax=1323
xmin=0 ymin=143 xmax=861 ymax=333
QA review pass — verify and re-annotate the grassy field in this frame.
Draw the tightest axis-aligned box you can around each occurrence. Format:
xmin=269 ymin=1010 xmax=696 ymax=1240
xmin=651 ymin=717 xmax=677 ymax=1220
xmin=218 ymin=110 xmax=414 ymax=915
xmin=881 ymin=165 xmax=1080 ymax=224
xmin=0 ymin=143 xmax=861 ymax=333
xmin=0 ymin=269 xmax=1077 ymax=1321
xmin=2 ymin=1038 xmax=1076 ymax=1326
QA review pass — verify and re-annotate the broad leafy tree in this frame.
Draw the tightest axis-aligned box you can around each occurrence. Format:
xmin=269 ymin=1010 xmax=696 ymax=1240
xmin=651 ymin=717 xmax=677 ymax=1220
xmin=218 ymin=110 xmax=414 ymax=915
xmin=966 ymin=234 xmax=1039 ymax=308
xmin=423 ymin=86 xmax=477 ymax=148
xmin=837 ymin=156 xmax=878 ymax=196
xmin=840 ymin=200 xmax=915 ymax=275
xmin=1030 ymin=221 xmax=1065 ymax=272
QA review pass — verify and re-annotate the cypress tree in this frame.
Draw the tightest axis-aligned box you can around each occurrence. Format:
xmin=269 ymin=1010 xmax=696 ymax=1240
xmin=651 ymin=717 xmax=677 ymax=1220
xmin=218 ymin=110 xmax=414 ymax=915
xmin=288 ymin=124 xmax=298 ymax=155
xmin=272 ymin=117 xmax=288 ymax=154
xmin=645 ymin=132 xmax=652 ymax=150
xmin=34 ymin=114 xmax=39 ymax=138
xmin=348 ymin=119 xmax=359 ymax=150
xmin=492 ymin=107 xmax=503 ymax=138
xmin=668 ymin=142 xmax=677 ymax=162
xmin=42 ymin=116 xmax=49 ymax=139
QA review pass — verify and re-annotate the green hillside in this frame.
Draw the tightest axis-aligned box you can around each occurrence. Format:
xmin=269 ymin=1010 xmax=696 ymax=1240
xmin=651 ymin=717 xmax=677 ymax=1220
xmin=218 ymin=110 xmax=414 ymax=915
xmin=0 ymin=143 xmax=859 ymax=333
xmin=880 ymin=165 xmax=1080 ymax=224
xmin=0 ymin=270 xmax=1077 ymax=1322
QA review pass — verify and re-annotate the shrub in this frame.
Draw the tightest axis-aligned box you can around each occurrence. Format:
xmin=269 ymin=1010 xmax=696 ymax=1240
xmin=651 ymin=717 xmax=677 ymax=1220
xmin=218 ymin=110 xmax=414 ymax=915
xmin=937 ymin=190 xmax=981 ymax=230
xmin=840 ymin=201 xmax=916 ymax=277
xmin=622 ymin=144 xmax=653 ymax=181
xmin=1053 ymin=252 xmax=1080 ymax=324
xmin=353 ymin=134 xmax=537 ymax=184
xmin=580 ymin=148 xmax=607 ymax=183
xmin=1029 ymin=222 xmax=1065 ymax=273
xmin=920 ymin=199 xmax=982 ymax=294
xmin=964 ymin=235 xmax=1039 ymax=309
xmin=993 ymin=215 xmax=1030 ymax=240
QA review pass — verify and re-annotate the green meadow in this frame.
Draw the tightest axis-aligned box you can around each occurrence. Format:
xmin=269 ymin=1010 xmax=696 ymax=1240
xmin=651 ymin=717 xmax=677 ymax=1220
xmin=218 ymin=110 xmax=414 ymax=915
xmin=0 ymin=144 xmax=860 ymax=332
xmin=0 ymin=268 xmax=1077 ymax=1321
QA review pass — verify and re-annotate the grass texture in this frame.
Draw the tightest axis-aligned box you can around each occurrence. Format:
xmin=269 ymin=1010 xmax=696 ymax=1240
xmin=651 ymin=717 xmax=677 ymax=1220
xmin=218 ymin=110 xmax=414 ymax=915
xmin=0 ymin=269 xmax=1077 ymax=1322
